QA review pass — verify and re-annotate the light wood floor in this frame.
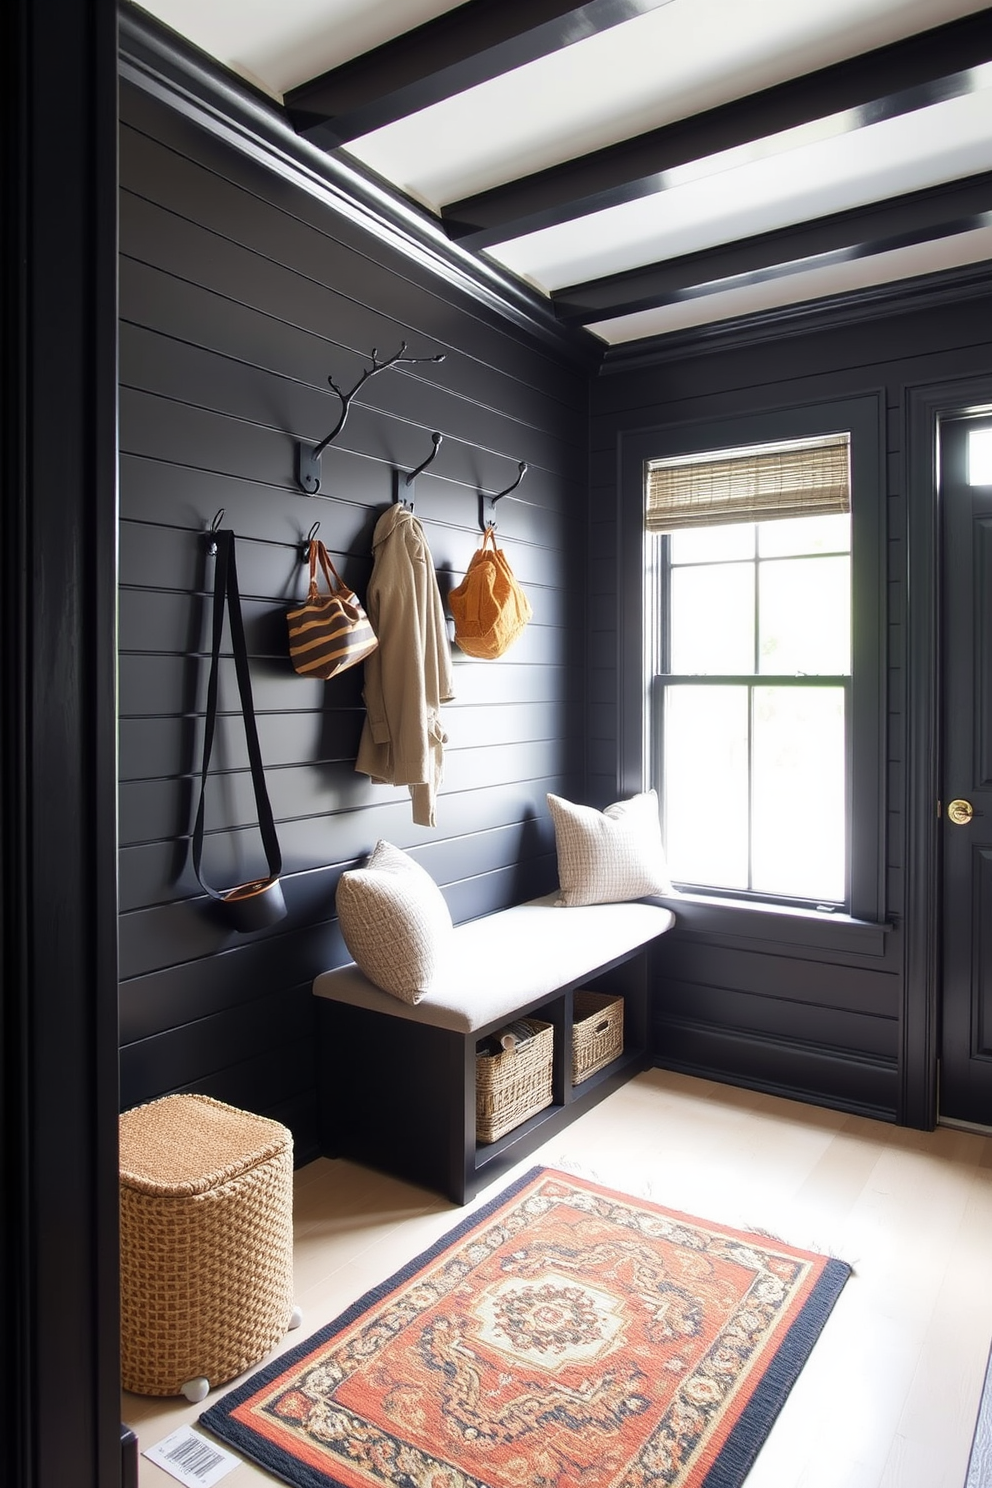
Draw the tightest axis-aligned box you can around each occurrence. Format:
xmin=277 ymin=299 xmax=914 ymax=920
xmin=122 ymin=1069 xmax=992 ymax=1488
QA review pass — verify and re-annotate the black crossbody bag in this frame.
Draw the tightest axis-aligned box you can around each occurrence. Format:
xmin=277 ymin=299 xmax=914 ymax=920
xmin=192 ymin=528 xmax=287 ymax=932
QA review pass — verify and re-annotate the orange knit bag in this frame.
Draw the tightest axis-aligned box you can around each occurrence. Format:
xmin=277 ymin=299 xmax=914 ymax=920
xmin=448 ymin=525 xmax=533 ymax=660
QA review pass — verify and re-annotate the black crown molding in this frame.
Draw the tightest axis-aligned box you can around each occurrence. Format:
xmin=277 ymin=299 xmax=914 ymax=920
xmin=117 ymin=3 xmax=602 ymax=370
xmin=597 ymin=258 xmax=992 ymax=373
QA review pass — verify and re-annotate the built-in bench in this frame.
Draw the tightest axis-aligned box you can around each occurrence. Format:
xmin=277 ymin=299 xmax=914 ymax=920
xmin=312 ymin=892 xmax=675 ymax=1204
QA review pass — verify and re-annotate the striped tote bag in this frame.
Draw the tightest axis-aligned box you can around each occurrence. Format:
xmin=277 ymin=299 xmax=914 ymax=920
xmin=287 ymin=539 xmax=378 ymax=679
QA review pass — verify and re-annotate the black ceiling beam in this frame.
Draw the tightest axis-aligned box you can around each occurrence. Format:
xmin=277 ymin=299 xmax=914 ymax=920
xmin=285 ymin=0 xmax=673 ymax=148
xmin=442 ymin=7 xmax=992 ymax=249
xmin=551 ymin=171 xmax=992 ymax=325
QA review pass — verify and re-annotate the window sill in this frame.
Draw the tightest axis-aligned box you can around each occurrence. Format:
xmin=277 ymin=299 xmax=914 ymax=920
xmin=647 ymin=890 xmax=892 ymax=958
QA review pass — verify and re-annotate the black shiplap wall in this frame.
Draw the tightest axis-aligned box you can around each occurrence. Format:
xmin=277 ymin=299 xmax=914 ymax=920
xmin=591 ymin=279 xmax=992 ymax=1123
xmin=117 ymin=81 xmax=590 ymax=1160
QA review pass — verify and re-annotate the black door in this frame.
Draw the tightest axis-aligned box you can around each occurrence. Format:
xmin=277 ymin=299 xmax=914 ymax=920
xmin=940 ymin=411 xmax=992 ymax=1124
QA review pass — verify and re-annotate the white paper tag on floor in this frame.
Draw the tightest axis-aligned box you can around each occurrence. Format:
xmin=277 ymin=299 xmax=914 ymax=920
xmin=142 ymin=1426 xmax=239 ymax=1486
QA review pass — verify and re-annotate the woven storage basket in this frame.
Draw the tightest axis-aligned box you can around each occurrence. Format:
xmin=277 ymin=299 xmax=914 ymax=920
xmin=119 ymin=1093 xmax=294 ymax=1397
xmin=572 ymin=991 xmax=624 ymax=1085
xmin=476 ymin=1018 xmax=554 ymax=1144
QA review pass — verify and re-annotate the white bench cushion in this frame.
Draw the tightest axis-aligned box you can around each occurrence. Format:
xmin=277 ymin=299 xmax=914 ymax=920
xmin=312 ymin=893 xmax=675 ymax=1033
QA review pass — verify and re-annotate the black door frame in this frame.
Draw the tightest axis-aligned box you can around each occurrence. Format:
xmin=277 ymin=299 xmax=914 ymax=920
xmin=2 ymin=2 xmax=121 ymax=1486
xmin=936 ymin=410 xmax=992 ymax=1125
xmin=904 ymin=375 xmax=992 ymax=1131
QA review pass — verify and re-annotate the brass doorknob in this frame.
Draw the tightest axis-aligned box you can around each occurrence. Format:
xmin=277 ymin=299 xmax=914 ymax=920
xmin=948 ymin=798 xmax=975 ymax=825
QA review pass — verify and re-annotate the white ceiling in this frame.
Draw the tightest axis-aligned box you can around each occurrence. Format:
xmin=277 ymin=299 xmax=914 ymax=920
xmin=134 ymin=0 xmax=992 ymax=345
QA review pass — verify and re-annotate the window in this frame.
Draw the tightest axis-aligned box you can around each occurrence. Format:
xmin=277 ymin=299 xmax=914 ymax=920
xmin=651 ymin=484 xmax=850 ymax=904
xmin=969 ymin=425 xmax=992 ymax=485
xmin=619 ymin=399 xmax=883 ymax=927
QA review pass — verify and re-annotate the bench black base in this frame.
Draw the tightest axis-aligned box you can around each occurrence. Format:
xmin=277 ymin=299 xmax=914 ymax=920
xmin=316 ymin=947 xmax=653 ymax=1205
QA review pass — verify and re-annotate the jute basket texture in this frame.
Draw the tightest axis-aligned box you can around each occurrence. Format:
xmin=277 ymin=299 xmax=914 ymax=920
xmin=475 ymin=1018 xmax=554 ymax=1144
xmin=571 ymin=991 xmax=624 ymax=1085
xmin=119 ymin=1093 xmax=294 ymax=1397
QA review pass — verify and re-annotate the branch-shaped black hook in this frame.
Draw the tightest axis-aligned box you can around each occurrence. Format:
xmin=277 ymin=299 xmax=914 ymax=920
xmin=296 ymin=342 xmax=446 ymax=494
xmin=481 ymin=462 xmax=528 ymax=530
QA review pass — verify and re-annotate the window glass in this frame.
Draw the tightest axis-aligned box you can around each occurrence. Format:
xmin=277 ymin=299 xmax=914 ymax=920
xmin=663 ymin=685 xmax=749 ymax=889
xmin=969 ymin=427 xmax=992 ymax=486
xmin=759 ymin=556 xmax=850 ymax=675
xmin=670 ymin=562 xmax=754 ymax=674
xmin=751 ymin=687 xmax=846 ymax=901
xmin=671 ymin=524 xmax=755 ymax=564
xmin=758 ymin=512 xmax=850 ymax=557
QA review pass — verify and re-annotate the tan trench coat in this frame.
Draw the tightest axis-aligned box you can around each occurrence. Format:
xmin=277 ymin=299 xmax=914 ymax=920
xmin=355 ymin=503 xmax=454 ymax=827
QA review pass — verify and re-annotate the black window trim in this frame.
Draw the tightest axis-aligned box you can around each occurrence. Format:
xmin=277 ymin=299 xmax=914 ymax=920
xmin=618 ymin=393 xmax=888 ymax=940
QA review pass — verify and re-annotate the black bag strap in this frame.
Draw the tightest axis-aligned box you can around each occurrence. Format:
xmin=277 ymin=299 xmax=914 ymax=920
xmin=192 ymin=528 xmax=282 ymax=899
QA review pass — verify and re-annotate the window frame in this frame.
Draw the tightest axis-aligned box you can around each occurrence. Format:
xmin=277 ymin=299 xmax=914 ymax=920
xmin=618 ymin=395 xmax=886 ymax=931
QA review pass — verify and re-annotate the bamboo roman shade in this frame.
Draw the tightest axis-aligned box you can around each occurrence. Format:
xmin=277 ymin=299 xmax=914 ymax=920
xmin=646 ymin=433 xmax=850 ymax=532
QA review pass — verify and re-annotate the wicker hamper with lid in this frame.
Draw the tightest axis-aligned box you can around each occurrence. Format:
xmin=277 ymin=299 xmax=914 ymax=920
xmin=119 ymin=1093 xmax=295 ymax=1398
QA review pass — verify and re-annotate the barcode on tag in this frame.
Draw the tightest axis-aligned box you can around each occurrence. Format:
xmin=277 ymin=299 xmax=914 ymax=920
xmin=142 ymin=1426 xmax=239 ymax=1487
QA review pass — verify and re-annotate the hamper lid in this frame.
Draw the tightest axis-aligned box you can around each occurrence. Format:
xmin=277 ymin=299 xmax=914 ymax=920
xmin=119 ymin=1093 xmax=291 ymax=1195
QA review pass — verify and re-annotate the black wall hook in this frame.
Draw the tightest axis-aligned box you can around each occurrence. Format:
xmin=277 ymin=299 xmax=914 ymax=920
xmin=301 ymin=520 xmax=320 ymax=560
xmin=394 ymin=432 xmax=443 ymax=512
xmin=296 ymin=342 xmax=446 ymax=495
xmin=205 ymin=509 xmax=225 ymax=556
xmin=480 ymin=462 xmax=528 ymax=530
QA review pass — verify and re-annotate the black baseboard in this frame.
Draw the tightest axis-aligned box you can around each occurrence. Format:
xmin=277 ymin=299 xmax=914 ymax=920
xmin=120 ymin=1426 xmax=139 ymax=1488
xmin=649 ymin=1041 xmax=899 ymax=1126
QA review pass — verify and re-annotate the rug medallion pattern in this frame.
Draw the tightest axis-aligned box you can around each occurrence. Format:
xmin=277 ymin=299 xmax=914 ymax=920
xmin=201 ymin=1167 xmax=849 ymax=1488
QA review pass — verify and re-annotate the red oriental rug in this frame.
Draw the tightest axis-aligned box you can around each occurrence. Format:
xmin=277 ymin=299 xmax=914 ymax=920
xmin=200 ymin=1167 xmax=850 ymax=1488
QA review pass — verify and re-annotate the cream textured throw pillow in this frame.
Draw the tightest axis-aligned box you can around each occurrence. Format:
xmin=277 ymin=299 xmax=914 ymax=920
xmin=547 ymin=790 xmax=674 ymax=907
xmin=335 ymin=840 xmax=452 ymax=1003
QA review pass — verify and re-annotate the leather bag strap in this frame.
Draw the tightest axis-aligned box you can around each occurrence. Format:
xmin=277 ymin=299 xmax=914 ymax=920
xmin=192 ymin=528 xmax=282 ymax=899
xmin=306 ymin=538 xmax=347 ymax=600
